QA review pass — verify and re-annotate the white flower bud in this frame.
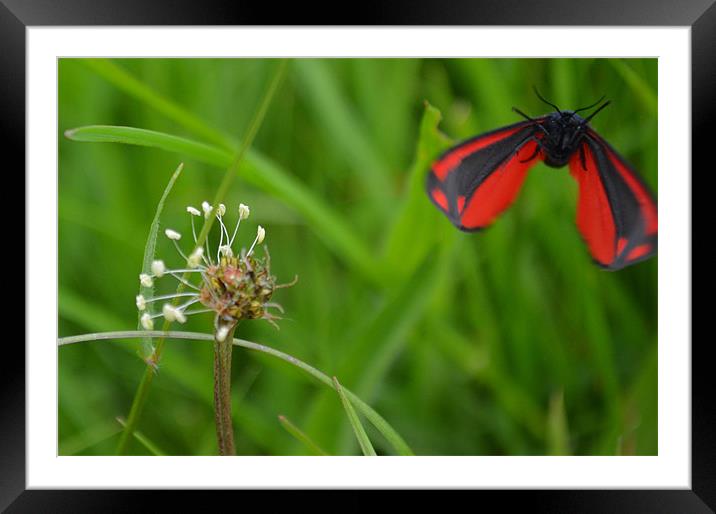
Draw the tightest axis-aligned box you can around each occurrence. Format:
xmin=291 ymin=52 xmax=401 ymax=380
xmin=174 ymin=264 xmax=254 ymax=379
xmin=256 ymin=225 xmax=266 ymax=244
xmin=139 ymin=273 xmax=153 ymax=287
xmin=140 ymin=313 xmax=154 ymax=330
xmin=162 ymin=303 xmax=177 ymax=322
xmin=165 ymin=229 xmax=182 ymax=241
xmin=187 ymin=206 xmax=201 ymax=216
xmin=136 ymin=294 xmax=147 ymax=311
xmin=187 ymin=247 xmax=204 ymax=268
xmin=202 ymin=201 xmax=213 ymax=218
xmin=239 ymin=203 xmax=250 ymax=220
xmin=151 ymin=260 xmax=166 ymax=277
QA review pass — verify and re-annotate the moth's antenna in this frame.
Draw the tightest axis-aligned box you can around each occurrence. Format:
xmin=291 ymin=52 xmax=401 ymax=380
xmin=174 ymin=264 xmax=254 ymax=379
xmin=573 ymin=95 xmax=606 ymax=115
xmin=512 ymin=107 xmax=549 ymax=135
xmin=512 ymin=107 xmax=536 ymax=122
xmin=583 ymin=100 xmax=611 ymax=123
xmin=533 ymin=86 xmax=561 ymax=114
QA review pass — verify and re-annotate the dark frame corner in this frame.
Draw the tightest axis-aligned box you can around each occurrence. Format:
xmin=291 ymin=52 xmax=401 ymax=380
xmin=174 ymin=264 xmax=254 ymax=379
xmin=6 ymin=0 xmax=710 ymax=511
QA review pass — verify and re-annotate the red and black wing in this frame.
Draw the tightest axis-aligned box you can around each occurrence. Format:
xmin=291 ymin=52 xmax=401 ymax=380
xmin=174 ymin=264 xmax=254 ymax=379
xmin=569 ymin=131 xmax=658 ymax=270
xmin=426 ymin=120 xmax=545 ymax=231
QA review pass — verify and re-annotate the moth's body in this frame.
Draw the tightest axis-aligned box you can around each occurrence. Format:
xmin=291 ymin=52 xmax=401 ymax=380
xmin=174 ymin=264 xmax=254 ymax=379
xmin=538 ymin=111 xmax=588 ymax=168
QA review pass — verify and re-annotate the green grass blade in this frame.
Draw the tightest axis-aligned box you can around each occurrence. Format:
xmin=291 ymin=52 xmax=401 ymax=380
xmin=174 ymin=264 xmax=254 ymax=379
xmin=382 ymin=101 xmax=452 ymax=279
xmin=277 ymin=415 xmax=329 ymax=456
xmin=116 ymin=417 xmax=166 ymax=456
xmin=81 ymin=59 xmax=236 ymax=151
xmin=608 ymin=59 xmax=657 ymax=115
xmin=59 ymin=287 xmax=126 ymax=332
xmin=65 ymin=125 xmax=381 ymax=285
xmin=64 ymin=125 xmax=229 ymax=166
xmin=136 ymin=162 xmax=183 ymax=358
xmin=547 ymin=390 xmax=570 ymax=456
xmin=292 ymin=59 xmax=392 ymax=207
xmin=332 ymin=376 xmax=376 ymax=456
xmin=59 ymin=330 xmax=414 ymax=456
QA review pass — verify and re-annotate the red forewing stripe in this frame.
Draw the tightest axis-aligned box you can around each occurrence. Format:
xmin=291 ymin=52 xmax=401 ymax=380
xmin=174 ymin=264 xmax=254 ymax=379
xmin=431 ymin=188 xmax=448 ymax=211
xmin=432 ymin=126 xmax=524 ymax=181
xmin=607 ymin=148 xmax=658 ymax=234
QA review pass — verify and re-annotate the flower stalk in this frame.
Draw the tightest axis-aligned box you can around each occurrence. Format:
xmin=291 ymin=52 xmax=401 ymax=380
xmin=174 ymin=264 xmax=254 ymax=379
xmin=213 ymin=319 xmax=238 ymax=455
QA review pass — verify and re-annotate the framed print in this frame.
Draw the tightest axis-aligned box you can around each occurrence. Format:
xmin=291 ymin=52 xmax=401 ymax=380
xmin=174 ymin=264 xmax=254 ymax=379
xmin=6 ymin=0 xmax=712 ymax=511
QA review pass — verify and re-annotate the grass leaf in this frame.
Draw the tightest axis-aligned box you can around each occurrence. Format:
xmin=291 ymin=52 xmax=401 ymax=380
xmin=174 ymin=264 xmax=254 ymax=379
xmin=277 ymin=415 xmax=329 ymax=456
xmin=136 ymin=162 xmax=183 ymax=358
xmin=332 ymin=377 xmax=377 ymax=456
xmin=65 ymin=125 xmax=381 ymax=285
xmin=116 ymin=417 xmax=166 ymax=456
xmin=381 ymin=101 xmax=452 ymax=280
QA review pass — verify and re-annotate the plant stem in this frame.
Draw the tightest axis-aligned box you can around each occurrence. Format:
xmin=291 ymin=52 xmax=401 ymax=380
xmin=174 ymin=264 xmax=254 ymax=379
xmin=213 ymin=320 xmax=237 ymax=455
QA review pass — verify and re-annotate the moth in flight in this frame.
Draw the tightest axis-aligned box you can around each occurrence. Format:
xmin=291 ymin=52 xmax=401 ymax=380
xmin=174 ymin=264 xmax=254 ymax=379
xmin=426 ymin=90 xmax=657 ymax=270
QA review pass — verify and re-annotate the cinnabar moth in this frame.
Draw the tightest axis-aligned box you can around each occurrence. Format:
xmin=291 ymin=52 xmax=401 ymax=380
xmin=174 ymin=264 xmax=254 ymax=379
xmin=426 ymin=90 xmax=657 ymax=270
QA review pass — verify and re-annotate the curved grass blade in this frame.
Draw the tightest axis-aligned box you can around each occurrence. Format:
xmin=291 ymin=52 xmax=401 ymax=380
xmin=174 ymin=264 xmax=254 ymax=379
xmin=381 ymin=101 xmax=452 ymax=280
xmin=65 ymin=125 xmax=381 ymax=285
xmin=332 ymin=376 xmax=376 ymax=456
xmin=59 ymin=331 xmax=414 ymax=456
xmin=608 ymin=59 xmax=657 ymax=115
xmin=81 ymin=59 xmax=236 ymax=151
xmin=136 ymin=162 xmax=183 ymax=359
xmin=116 ymin=417 xmax=166 ymax=456
xmin=277 ymin=415 xmax=328 ymax=456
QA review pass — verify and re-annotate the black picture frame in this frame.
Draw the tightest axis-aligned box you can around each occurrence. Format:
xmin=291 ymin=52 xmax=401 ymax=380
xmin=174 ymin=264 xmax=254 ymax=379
xmin=6 ymin=0 xmax=711 ymax=510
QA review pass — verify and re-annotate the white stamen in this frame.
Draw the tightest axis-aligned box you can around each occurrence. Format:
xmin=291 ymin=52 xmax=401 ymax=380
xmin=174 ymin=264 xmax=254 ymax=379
xmin=256 ymin=225 xmax=266 ymax=244
xmin=175 ymin=309 xmax=187 ymax=324
xmin=151 ymin=260 xmax=166 ymax=277
xmin=170 ymin=272 xmax=201 ymax=291
xmin=187 ymin=247 xmax=204 ymax=268
xmin=216 ymin=325 xmax=230 ymax=342
xmin=202 ymin=201 xmax=213 ymax=218
xmin=217 ymin=203 xmax=226 ymax=216
xmin=140 ymin=313 xmax=154 ymax=330
xmin=248 ymin=225 xmax=265 ymax=256
xmin=219 ymin=245 xmax=234 ymax=258
xmin=136 ymin=295 xmax=147 ymax=311
xmin=139 ymin=273 xmax=153 ymax=287
xmin=239 ymin=203 xmax=250 ymax=220
xmin=143 ymin=292 xmax=199 ymax=304
xmin=187 ymin=206 xmax=201 ymax=216
xmin=216 ymin=214 xmax=228 ymax=261
xmin=165 ymin=229 xmax=182 ymax=241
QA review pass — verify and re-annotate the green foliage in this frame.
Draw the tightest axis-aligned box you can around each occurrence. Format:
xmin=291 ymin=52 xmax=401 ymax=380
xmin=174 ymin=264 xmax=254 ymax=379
xmin=58 ymin=58 xmax=657 ymax=456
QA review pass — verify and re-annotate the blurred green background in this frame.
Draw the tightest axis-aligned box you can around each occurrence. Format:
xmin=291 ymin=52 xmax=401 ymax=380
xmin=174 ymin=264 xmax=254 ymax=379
xmin=58 ymin=58 xmax=657 ymax=456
